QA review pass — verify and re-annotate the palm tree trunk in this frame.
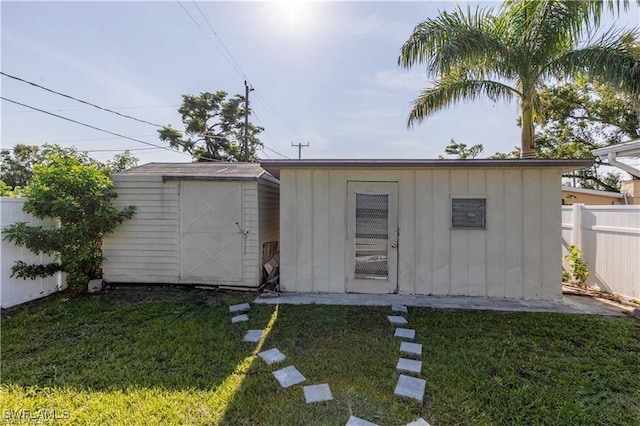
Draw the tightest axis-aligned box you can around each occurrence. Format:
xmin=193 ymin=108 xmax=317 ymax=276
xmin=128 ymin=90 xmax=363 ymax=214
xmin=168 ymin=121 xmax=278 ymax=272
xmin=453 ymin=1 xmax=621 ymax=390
xmin=521 ymin=98 xmax=536 ymax=158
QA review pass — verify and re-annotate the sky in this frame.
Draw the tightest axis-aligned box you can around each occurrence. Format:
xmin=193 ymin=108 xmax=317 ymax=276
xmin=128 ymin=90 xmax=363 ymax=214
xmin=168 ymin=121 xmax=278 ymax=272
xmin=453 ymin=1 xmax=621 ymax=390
xmin=1 ymin=1 xmax=639 ymax=166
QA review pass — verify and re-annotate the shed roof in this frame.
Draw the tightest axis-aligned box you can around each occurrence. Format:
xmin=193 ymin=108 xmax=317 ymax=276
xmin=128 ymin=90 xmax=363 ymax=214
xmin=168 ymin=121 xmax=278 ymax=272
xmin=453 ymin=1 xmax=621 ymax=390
xmin=261 ymin=159 xmax=593 ymax=179
xmin=116 ymin=162 xmax=278 ymax=183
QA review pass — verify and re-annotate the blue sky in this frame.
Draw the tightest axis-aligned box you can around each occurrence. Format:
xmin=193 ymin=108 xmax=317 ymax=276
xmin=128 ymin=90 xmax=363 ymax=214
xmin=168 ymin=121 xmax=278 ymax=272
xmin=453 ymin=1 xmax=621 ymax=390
xmin=2 ymin=1 xmax=639 ymax=164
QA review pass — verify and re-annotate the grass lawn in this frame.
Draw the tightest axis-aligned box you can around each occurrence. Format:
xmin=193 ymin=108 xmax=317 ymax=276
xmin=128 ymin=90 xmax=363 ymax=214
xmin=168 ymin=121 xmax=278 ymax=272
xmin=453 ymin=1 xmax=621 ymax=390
xmin=1 ymin=287 xmax=639 ymax=425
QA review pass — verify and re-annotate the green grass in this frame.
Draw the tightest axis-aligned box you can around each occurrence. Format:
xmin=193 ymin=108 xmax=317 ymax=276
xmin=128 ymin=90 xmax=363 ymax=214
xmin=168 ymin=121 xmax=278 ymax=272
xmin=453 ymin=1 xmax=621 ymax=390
xmin=1 ymin=287 xmax=639 ymax=425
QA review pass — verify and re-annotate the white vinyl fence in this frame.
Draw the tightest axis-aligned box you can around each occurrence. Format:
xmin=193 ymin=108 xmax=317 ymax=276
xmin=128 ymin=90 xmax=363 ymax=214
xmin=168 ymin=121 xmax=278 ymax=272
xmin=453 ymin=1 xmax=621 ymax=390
xmin=1 ymin=197 xmax=66 ymax=308
xmin=562 ymin=204 xmax=640 ymax=300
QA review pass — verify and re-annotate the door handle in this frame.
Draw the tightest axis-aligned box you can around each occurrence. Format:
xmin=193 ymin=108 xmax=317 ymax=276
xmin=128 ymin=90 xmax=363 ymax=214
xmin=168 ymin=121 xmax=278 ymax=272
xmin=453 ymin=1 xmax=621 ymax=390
xmin=391 ymin=243 xmax=398 ymax=248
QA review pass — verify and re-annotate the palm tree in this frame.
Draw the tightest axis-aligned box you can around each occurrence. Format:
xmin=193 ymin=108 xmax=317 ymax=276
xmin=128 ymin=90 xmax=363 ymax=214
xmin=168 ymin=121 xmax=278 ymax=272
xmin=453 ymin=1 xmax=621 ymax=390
xmin=399 ymin=0 xmax=640 ymax=158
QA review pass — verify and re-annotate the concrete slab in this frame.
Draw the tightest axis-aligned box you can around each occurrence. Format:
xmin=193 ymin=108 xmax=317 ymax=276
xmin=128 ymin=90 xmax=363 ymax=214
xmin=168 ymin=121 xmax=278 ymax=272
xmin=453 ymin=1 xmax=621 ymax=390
xmin=406 ymin=418 xmax=431 ymax=426
xmin=395 ymin=328 xmax=416 ymax=340
xmin=258 ymin=348 xmax=285 ymax=365
xmin=400 ymin=342 xmax=422 ymax=358
xmin=303 ymin=383 xmax=333 ymax=403
xmin=229 ymin=302 xmax=251 ymax=313
xmin=254 ymin=292 xmax=626 ymax=316
xmin=273 ymin=365 xmax=306 ymax=388
xmin=242 ymin=329 xmax=263 ymax=342
xmin=396 ymin=358 xmax=422 ymax=376
xmin=392 ymin=304 xmax=408 ymax=313
xmin=231 ymin=314 xmax=248 ymax=323
xmin=345 ymin=416 xmax=380 ymax=426
xmin=394 ymin=374 xmax=426 ymax=403
xmin=387 ymin=315 xmax=408 ymax=325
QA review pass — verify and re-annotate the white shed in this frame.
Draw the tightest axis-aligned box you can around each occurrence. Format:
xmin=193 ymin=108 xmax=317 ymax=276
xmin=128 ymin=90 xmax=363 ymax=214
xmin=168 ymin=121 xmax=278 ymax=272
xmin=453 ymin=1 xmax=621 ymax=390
xmin=103 ymin=163 xmax=279 ymax=287
xmin=261 ymin=159 xmax=591 ymax=300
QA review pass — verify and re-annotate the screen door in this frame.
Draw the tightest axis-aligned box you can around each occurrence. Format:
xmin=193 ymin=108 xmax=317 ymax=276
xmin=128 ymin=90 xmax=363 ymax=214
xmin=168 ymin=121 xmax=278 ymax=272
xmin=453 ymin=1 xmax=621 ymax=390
xmin=346 ymin=182 xmax=398 ymax=293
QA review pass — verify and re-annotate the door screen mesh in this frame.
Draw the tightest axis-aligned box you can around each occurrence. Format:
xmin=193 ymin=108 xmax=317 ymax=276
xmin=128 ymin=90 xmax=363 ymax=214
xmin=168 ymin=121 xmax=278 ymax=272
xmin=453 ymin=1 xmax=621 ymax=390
xmin=355 ymin=193 xmax=389 ymax=279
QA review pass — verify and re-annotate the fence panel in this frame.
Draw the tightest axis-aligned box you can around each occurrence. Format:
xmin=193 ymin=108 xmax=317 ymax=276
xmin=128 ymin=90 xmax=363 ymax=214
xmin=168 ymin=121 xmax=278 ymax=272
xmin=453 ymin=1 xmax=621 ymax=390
xmin=562 ymin=204 xmax=640 ymax=299
xmin=1 ymin=197 xmax=66 ymax=308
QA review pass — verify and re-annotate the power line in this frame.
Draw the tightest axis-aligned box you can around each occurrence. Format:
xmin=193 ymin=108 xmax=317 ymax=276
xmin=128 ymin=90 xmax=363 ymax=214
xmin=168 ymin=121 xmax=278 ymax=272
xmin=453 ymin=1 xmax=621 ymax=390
xmin=253 ymin=90 xmax=301 ymax=138
xmin=177 ymin=1 xmax=246 ymax=81
xmin=251 ymin=109 xmax=290 ymax=159
xmin=0 ymin=96 xmax=188 ymax=156
xmin=3 ymin=105 xmax=178 ymax=113
xmin=1 ymin=71 xmax=165 ymax=128
xmin=192 ymin=1 xmax=248 ymax=81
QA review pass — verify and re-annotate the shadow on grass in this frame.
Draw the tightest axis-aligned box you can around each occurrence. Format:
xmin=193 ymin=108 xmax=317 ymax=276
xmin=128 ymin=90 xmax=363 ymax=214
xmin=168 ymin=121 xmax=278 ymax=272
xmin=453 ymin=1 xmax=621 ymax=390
xmin=0 ymin=287 xmax=266 ymax=392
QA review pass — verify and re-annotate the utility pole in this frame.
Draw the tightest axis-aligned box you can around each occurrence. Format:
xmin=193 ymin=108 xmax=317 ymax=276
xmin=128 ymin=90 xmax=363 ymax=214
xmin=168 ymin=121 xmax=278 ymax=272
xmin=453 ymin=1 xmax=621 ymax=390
xmin=243 ymin=80 xmax=253 ymax=162
xmin=291 ymin=142 xmax=309 ymax=159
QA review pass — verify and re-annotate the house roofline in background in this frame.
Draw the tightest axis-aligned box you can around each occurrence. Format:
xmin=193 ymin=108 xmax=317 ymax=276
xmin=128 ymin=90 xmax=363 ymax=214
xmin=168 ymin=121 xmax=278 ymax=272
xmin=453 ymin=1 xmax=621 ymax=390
xmin=561 ymin=186 xmax=624 ymax=198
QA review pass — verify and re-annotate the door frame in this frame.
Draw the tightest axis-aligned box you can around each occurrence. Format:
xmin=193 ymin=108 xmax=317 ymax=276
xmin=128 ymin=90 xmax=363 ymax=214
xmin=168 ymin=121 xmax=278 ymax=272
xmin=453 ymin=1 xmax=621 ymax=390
xmin=345 ymin=181 xmax=398 ymax=294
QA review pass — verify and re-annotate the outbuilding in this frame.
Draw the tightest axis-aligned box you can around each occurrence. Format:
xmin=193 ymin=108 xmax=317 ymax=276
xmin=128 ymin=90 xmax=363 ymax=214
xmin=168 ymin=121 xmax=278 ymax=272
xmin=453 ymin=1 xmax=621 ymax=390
xmin=261 ymin=159 xmax=591 ymax=300
xmin=103 ymin=163 xmax=279 ymax=288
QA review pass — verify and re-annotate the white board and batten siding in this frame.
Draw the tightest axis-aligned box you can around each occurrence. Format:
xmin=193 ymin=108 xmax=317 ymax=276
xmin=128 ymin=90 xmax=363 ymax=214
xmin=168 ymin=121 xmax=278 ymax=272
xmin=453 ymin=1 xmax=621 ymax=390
xmin=562 ymin=204 xmax=640 ymax=299
xmin=1 ymin=197 xmax=66 ymax=308
xmin=102 ymin=163 xmax=279 ymax=288
xmin=263 ymin=160 xmax=588 ymax=301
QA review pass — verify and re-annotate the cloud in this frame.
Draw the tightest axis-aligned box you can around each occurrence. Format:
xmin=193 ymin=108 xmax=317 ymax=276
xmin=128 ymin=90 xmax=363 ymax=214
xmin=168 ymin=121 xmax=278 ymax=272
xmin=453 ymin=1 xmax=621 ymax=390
xmin=348 ymin=13 xmax=408 ymax=39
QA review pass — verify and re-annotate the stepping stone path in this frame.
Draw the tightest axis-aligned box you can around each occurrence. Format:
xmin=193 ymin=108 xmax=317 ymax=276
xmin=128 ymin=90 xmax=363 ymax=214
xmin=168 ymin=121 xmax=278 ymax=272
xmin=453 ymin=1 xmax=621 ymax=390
xmin=273 ymin=365 xmax=306 ymax=388
xmin=346 ymin=416 xmax=380 ymax=426
xmin=258 ymin=348 xmax=286 ymax=365
xmin=394 ymin=328 xmax=415 ymax=340
xmin=229 ymin=302 xmax=251 ymax=313
xmin=387 ymin=304 xmax=427 ymax=409
xmin=395 ymin=374 xmax=427 ymax=403
xmin=396 ymin=358 xmax=422 ymax=376
xmin=243 ymin=329 xmax=264 ymax=342
xmin=387 ymin=315 xmax=408 ymax=325
xmin=392 ymin=304 xmax=408 ymax=313
xmin=400 ymin=341 xmax=423 ymax=358
xmin=231 ymin=314 xmax=248 ymax=323
xmin=228 ymin=302 xmax=334 ymax=410
xmin=303 ymin=383 xmax=333 ymax=403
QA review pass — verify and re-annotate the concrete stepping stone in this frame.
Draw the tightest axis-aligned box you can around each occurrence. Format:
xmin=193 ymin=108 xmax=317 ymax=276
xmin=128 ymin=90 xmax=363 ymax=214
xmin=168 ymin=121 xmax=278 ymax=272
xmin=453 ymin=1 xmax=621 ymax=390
xmin=231 ymin=314 xmax=248 ymax=323
xmin=406 ymin=418 xmax=431 ymax=426
xmin=303 ymin=383 xmax=333 ymax=403
xmin=400 ymin=341 xmax=422 ymax=358
xmin=346 ymin=416 xmax=380 ymax=426
xmin=272 ymin=365 xmax=306 ymax=388
xmin=243 ymin=329 xmax=264 ymax=342
xmin=387 ymin=315 xmax=408 ymax=326
xmin=392 ymin=304 xmax=408 ymax=313
xmin=394 ymin=328 xmax=415 ymax=340
xmin=229 ymin=302 xmax=251 ymax=313
xmin=396 ymin=357 xmax=422 ymax=376
xmin=258 ymin=348 xmax=286 ymax=365
xmin=394 ymin=374 xmax=426 ymax=403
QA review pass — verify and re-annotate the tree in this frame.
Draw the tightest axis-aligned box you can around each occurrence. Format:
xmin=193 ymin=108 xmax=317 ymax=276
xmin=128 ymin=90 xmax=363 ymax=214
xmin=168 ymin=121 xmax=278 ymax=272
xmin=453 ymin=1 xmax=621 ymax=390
xmin=158 ymin=91 xmax=263 ymax=162
xmin=534 ymin=79 xmax=638 ymax=191
xmin=439 ymin=139 xmax=484 ymax=159
xmin=398 ymin=0 xmax=639 ymax=158
xmin=1 ymin=144 xmax=138 ymax=193
xmin=2 ymin=152 xmax=136 ymax=287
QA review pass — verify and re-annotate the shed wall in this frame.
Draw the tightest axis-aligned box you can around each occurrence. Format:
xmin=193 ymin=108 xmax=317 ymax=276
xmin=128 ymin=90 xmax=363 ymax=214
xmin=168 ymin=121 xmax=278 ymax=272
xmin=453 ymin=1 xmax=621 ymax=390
xmin=279 ymin=168 xmax=562 ymax=299
xmin=103 ymin=176 xmax=268 ymax=287
xmin=103 ymin=176 xmax=181 ymax=283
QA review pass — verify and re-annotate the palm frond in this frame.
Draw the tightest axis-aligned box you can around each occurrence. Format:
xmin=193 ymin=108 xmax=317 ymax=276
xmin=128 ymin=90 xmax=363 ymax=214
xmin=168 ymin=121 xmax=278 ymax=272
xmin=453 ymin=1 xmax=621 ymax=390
xmin=547 ymin=28 xmax=640 ymax=95
xmin=399 ymin=6 xmax=512 ymax=78
xmin=407 ymin=75 xmax=519 ymax=126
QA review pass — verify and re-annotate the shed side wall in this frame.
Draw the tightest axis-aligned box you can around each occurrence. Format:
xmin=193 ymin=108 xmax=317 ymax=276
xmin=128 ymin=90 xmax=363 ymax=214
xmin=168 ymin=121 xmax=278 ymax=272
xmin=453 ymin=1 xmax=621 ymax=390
xmin=258 ymin=178 xmax=280 ymax=271
xmin=279 ymin=168 xmax=561 ymax=299
xmin=103 ymin=176 xmax=180 ymax=283
xmin=242 ymin=181 xmax=260 ymax=286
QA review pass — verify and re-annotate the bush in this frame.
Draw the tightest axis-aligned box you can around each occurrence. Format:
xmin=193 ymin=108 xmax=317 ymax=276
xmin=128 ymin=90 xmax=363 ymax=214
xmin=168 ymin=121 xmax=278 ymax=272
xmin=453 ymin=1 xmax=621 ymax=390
xmin=2 ymin=155 xmax=135 ymax=287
